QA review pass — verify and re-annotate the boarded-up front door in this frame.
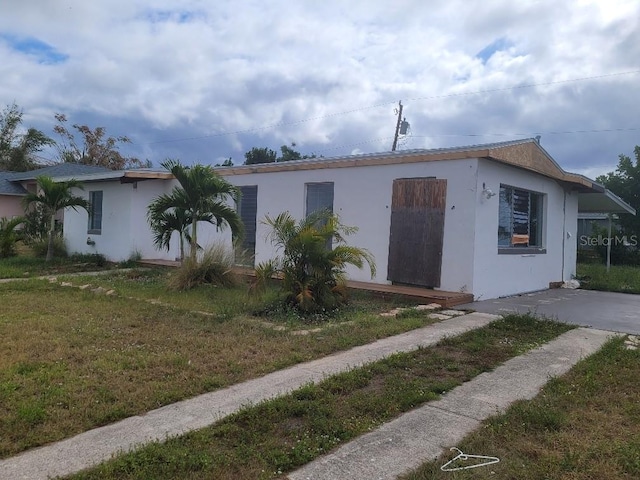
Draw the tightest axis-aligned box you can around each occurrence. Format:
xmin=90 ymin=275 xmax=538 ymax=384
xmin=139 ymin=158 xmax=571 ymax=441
xmin=387 ymin=178 xmax=447 ymax=287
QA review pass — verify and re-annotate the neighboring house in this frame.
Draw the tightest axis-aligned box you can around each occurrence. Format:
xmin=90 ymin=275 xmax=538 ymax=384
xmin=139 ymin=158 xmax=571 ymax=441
xmin=57 ymin=139 xmax=635 ymax=300
xmin=0 ymin=171 xmax=27 ymax=219
xmin=0 ymin=164 xmax=112 ymax=220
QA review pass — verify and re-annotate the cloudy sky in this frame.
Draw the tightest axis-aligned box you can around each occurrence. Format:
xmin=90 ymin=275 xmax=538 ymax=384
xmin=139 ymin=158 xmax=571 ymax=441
xmin=1 ymin=0 xmax=638 ymax=178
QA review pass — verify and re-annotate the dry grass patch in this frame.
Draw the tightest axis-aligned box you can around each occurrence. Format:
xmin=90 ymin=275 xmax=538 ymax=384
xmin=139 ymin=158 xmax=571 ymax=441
xmin=0 ymin=279 xmax=433 ymax=458
xmin=63 ymin=315 xmax=572 ymax=480
xmin=401 ymin=337 xmax=640 ymax=480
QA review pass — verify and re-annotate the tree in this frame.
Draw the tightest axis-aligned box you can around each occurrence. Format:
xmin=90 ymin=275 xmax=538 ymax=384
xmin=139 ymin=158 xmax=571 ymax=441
xmin=0 ymin=216 xmax=25 ymax=258
xmin=22 ymin=176 xmax=89 ymax=262
xmin=254 ymin=210 xmax=376 ymax=313
xmin=244 ymin=147 xmax=277 ymax=165
xmin=147 ymin=159 xmax=244 ymax=262
xmin=215 ymin=158 xmax=234 ymax=167
xmin=0 ymin=103 xmax=55 ymax=171
xmin=596 ymin=145 xmax=640 ymax=238
xmin=147 ymin=207 xmax=192 ymax=262
xmin=53 ymin=113 xmax=150 ymax=170
xmin=243 ymin=143 xmax=318 ymax=165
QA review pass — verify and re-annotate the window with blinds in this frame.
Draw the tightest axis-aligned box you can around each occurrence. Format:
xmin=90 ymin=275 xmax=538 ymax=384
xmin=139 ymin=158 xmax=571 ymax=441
xmin=305 ymin=182 xmax=334 ymax=216
xmin=87 ymin=191 xmax=103 ymax=234
xmin=498 ymin=185 xmax=544 ymax=250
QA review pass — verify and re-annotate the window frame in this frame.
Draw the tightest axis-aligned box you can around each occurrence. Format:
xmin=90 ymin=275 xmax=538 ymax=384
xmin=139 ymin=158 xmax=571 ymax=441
xmin=87 ymin=190 xmax=103 ymax=235
xmin=305 ymin=182 xmax=334 ymax=217
xmin=497 ymin=184 xmax=546 ymax=254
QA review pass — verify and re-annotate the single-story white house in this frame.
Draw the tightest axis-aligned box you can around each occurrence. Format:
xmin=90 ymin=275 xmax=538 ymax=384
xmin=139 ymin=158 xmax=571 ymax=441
xmin=57 ymin=138 xmax=635 ymax=300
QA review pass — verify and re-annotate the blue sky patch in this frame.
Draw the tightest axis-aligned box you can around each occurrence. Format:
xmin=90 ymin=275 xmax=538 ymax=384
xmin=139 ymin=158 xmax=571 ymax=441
xmin=476 ymin=37 xmax=513 ymax=63
xmin=0 ymin=33 xmax=68 ymax=64
xmin=143 ymin=9 xmax=202 ymax=24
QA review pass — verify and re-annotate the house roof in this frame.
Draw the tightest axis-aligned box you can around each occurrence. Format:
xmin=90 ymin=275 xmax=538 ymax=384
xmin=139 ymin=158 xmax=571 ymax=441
xmin=7 ymin=163 xmax=112 ymax=181
xmin=578 ymin=189 xmax=635 ymax=215
xmin=0 ymin=171 xmax=27 ymax=196
xmin=46 ymin=139 xmax=635 ymax=215
xmin=50 ymin=168 xmax=173 ymax=183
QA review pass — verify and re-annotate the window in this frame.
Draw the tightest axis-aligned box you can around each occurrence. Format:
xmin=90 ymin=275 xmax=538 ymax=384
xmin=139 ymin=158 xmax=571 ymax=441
xmin=498 ymin=185 xmax=544 ymax=252
xmin=306 ymin=182 xmax=334 ymax=249
xmin=88 ymin=191 xmax=103 ymax=234
xmin=305 ymin=182 xmax=334 ymax=216
xmin=235 ymin=185 xmax=258 ymax=266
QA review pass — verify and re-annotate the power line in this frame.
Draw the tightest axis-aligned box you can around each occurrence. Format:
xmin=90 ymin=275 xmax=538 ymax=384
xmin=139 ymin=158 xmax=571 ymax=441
xmin=145 ymin=70 xmax=640 ymax=146
xmin=312 ymin=127 xmax=639 ymax=156
xmin=407 ymin=70 xmax=640 ymax=102
xmin=407 ymin=127 xmax=640 ymax=139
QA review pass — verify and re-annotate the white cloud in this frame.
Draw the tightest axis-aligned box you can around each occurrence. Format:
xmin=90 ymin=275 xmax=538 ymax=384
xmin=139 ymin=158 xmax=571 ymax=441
xmin=0 ymin=0 xmax=637 ymax=174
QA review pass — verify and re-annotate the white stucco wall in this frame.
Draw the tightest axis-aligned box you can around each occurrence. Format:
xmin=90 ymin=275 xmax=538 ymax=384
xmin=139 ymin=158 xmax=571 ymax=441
xmin=222 ymin=158 xmax=479 ymax=293
xmin=61 ymin=156 xmax=579 ymax=300
xmin=64 ymin=178 xmax=231 ymax=261
xmin=471 ymin=159 xmax=577 ymax=300
xmin=65 ymin=180 xmax=177 ymax=261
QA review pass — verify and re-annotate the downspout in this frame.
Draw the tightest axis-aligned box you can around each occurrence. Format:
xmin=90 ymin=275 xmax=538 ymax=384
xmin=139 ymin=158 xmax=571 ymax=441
xmin=561 ymin=190 xmax=566 ymax=281
xmin=607 ymin=213 xmax=612 ymax=272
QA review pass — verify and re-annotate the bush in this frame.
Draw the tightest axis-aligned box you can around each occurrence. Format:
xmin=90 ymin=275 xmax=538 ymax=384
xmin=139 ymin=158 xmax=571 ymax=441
xmin=69 ymin=252 xmax=107 ymax=267
xmin=21 ymin=203 xmax=55 ymax=244
xmin=118 ymin=250 xmax=142 ymax=268
xmin=0 ymin=217 xmax=25 ymax=258
xmin=30 ymin=236 xmax=67 ymax=258
xmin=168 ymin=243 xmax=238 ymax=291
xmin=254 ymin=210 xmax=376 ymax=315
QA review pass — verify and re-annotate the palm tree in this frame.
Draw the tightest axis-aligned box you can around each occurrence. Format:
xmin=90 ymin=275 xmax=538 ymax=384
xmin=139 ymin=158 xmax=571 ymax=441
xmin=255 ymin=210 xmax=376 ymax=313
xmin=147 ymin=207 xmax=192 ymax=262
xmin=147 ymin=159 xmax=244 ymax=262
xmin=0 ymin=216 xmax=25 ymax=258
xmin=22 ymin=176 xmax=89 ymax=262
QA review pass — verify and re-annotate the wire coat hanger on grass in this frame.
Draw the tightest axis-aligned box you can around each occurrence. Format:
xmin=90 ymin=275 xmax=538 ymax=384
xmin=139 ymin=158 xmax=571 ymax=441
xmin=441 ymin=447 xmax=500 ymax=472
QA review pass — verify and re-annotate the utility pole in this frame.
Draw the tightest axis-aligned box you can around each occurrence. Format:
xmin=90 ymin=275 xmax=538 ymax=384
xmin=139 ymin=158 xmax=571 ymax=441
xmin=391 ymin=100 xmax=403 ymax=152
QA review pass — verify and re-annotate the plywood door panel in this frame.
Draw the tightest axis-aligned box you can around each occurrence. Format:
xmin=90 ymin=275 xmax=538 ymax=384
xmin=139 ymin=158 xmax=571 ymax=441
xmin=387 ymin=178 xmax=446 ymax=287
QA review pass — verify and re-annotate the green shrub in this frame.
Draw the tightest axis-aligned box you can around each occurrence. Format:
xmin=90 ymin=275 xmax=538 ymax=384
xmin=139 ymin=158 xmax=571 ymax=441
xmin=254 ymin=210 xmax=376 ymax=315
xmin=69 ymin=252 xmax=107 ymax=267
xmin=0 ymin=217 xmax=25 ymax=258
xmin=118 ymin=250 xmax=142 ymax=268
xmin=30 ymin=236 xmax=67 ymax=258
xmin=168 ymin=243 xmax=238 ymax=291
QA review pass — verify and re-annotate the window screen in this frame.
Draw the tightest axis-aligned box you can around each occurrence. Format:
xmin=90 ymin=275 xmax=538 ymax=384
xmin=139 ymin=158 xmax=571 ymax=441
xmin=305 ymin=182 xmax=334 ymax=216
xmin=88 ymin=191 xmax=103 ymax=234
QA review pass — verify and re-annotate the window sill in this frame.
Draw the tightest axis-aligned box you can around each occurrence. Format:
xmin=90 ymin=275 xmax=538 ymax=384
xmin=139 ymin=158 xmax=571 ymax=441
xmin=498 ymin=247 xmax=546 ymax=255
xmin=87 ymin=230 xmax=102 ymax=235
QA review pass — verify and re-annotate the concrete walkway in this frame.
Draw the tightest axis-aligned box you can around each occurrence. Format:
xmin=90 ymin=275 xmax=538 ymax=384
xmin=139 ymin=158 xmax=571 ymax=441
xmin=0 ymin=313 xmax=497 ymax=480
xmin=288 ymin=327 xmax=618 ymax=480
xmin=458 ymin=288 xmax=640 ymax=335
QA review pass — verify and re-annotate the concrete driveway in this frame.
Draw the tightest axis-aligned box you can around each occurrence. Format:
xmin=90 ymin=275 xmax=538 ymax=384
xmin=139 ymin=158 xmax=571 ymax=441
xmin=458 ymin=289 xmax=640 ymax=334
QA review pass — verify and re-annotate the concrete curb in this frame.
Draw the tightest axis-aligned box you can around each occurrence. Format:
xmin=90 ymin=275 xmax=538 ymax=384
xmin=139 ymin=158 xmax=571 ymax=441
xmin=288 ymin=327 xmax=619 ymax=480
xmin=0 ymin=312 xmax=498 ymax=480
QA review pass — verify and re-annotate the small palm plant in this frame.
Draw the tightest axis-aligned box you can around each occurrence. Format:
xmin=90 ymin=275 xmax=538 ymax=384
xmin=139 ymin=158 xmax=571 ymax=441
xmin=22 ymin=176 xmax=89 ymax=262
xmin=147 ymin=159 xmax=244 ymax=262
xmin=147 ymin=207 xmax=192 ymax=262
xmin=255 ymin=210 xmax=376 ymax=313
xmin=0 ymin=216 xmax=25 ymax=258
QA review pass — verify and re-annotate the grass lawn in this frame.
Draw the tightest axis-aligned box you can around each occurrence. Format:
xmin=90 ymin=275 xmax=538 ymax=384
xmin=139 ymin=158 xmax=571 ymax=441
xmin=401 ymin=336 xmax=640 ymax=480
xmin=0 ymin=254 xmax=115 ymax=279
xmin=0 ymin=274 xmax=432 ymax=458
xmin=577 ymin=263 xmax=640 ymax=294
xmin=64 ymin=315 xmax=572 ymax=480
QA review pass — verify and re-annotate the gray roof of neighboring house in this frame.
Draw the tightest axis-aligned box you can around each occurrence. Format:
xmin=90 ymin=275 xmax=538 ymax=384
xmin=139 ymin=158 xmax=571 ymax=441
xmin=0 ymin=171 xmax=28 ymax=195
xmin=0 ymin=164 xmax=113 ymax=196
xmin=7 ymin=163 xmax=112 ymax=181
